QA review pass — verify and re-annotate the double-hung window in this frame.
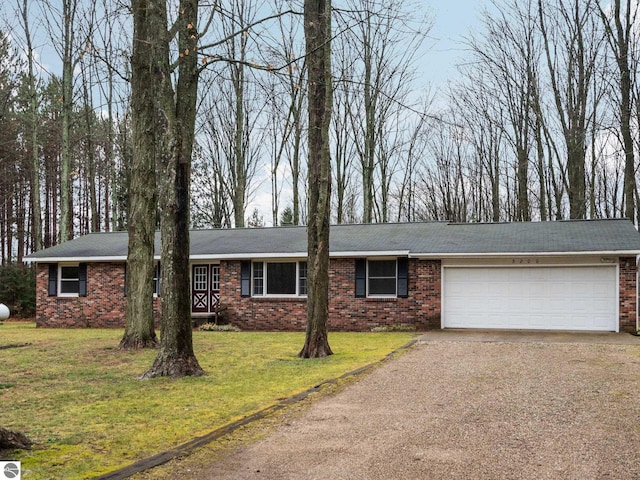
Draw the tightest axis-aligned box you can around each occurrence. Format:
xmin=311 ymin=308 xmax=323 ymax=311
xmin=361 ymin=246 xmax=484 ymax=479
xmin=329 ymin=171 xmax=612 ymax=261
xmin=355 ymin=257 xmax=409 ymax=298
xmin=59 ymin=265 xmax=80 ymax=296
xmin=252 ymin=261 xmax=307 ymax=297
xmin=367 ymin=259 xmax=397 ymax=296
xmin=49 ymin=263 xmax=87 ymax=297
xmin=153 ymin=263 xmax=161 ymax=296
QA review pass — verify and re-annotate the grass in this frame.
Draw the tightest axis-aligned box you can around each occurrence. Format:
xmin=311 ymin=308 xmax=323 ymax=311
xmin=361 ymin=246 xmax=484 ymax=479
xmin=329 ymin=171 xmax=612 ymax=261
xmin=0 ymin=322 xmax=415 ymax=479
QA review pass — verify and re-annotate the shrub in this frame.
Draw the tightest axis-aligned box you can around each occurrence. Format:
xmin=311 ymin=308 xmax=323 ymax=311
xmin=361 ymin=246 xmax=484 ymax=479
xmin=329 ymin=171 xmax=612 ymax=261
xmin=370 ymin=324 xmax=416 ymax=333
xmin=0 ymin=264 xmax=36 ymax=317
xmin=199 ymin=323 xmax=241 ymax=332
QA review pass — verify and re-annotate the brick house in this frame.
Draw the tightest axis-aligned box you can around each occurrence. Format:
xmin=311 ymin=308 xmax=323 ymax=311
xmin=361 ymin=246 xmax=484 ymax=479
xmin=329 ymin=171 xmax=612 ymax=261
xmin=24 ymin=220 xmax=640 ymax=332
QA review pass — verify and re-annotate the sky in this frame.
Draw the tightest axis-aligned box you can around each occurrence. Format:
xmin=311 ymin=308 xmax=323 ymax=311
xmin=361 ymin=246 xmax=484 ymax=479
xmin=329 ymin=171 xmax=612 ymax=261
xmin=421 ymin=1 xmax=488 ymax=93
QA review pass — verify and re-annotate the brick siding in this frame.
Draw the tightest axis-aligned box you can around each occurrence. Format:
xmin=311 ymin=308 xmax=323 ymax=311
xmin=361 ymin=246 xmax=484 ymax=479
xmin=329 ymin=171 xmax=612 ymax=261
xmin=221 ymin=258 xmax=441 ymax=331
xmin=36 ymin=257 xmax=637 ymax=332
xmin=618 ymin=256 xmax=637 ymax=333
xmin=35 ymin=263 xmax=160 ymax=328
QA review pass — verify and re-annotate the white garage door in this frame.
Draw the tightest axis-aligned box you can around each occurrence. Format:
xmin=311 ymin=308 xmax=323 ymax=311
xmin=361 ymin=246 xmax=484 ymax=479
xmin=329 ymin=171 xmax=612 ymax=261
xmin=442 ymin=266 xmax=618 ymax=331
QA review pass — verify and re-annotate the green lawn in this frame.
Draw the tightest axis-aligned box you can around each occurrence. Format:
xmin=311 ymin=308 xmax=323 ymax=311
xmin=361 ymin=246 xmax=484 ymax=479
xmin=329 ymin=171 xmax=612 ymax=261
xmin=0 ymin=322 xmax=415 ymax=479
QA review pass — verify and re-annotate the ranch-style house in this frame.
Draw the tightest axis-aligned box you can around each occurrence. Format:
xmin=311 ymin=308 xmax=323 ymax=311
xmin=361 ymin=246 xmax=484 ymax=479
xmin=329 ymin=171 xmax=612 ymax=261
xmin=24 ymin=219 xmax=640 ymax=332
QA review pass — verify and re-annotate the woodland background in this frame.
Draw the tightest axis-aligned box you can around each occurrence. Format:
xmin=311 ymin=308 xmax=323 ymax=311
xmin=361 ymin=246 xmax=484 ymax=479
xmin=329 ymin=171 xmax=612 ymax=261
xmin=1 ymin=0 xmax=639 ymax=272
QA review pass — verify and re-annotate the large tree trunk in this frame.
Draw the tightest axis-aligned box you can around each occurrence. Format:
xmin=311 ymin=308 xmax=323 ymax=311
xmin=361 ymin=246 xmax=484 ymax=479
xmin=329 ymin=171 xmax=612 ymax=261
xmin=142 ymin=156 xmax=203 ymax=378
xmin=299 ymin=0 xmax=333 ymax=359
xmin=141 ymin=0 xmax=203 ymax=378
xmin=120 ymin=0 xmax=160 ymax=350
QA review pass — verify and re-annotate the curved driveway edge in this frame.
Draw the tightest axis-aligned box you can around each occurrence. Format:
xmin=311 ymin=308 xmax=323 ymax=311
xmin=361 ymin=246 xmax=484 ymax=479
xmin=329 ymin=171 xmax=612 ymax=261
xmin=203 ymin=331 xmax=640 ymax=479
xmin=96 ymin=339 xmax=418 ymax=480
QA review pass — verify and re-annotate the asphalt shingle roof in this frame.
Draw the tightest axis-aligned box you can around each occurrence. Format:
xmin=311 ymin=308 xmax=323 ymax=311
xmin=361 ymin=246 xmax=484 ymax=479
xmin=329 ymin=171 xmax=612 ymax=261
xmin=24 ymin=219 xmax=640 ymax=262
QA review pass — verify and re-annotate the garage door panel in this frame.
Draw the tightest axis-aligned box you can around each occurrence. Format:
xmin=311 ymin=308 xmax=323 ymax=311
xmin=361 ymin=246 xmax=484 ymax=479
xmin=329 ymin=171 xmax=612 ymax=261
xmin=443 ymin=266 xmax=617 ymax=331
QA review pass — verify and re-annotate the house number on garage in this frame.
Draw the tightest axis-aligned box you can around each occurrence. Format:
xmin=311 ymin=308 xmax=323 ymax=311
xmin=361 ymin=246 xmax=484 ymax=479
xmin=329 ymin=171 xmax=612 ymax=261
xmin=511 ymin=258 xmax=540 ymax=264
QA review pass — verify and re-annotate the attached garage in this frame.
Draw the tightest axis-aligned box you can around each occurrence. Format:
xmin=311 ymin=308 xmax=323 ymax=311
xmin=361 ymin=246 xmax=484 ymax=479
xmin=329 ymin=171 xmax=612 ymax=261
xmin=443 ymin=262 xmax=619 ymax=331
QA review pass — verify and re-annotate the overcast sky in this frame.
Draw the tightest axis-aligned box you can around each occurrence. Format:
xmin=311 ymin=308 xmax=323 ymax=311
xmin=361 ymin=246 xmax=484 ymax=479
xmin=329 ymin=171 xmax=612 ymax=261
xmin=422 ymin=1 xmax=488 ymax=92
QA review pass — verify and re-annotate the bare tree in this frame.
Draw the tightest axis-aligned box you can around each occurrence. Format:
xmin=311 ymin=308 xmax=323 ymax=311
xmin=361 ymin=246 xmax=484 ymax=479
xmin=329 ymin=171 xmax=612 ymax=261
xmin=332 ymin=46 xmax=359 ymax=224
xmin=339 ymin=0 xmax=431 ymax=223
xmin=259 ymin=7 xmax=307 ymax=226
xmin=18 ymin=0 xmax=43 ymax=252
xmin=597 ymin=0 xmax=638 ymax=221
xmin=40 ymin=0 xmax=96 ymax=241
xmin=299 ymin=0 xmax=333 ymax=359
xmin=537 ymin=0 xmax=605 ymax=219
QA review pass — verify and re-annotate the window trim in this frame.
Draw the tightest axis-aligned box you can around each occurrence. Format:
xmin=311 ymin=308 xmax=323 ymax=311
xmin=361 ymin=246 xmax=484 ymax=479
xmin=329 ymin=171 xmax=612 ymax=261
xmin=57 ymin=263 xmax=81 ymax=298
xmin=153 ymin=262 xmax=161 ymax=297
xmin=251 ymin=260 xmax=308 ymax=298
xmin=367 ymin=258 xmax=398 ymax=298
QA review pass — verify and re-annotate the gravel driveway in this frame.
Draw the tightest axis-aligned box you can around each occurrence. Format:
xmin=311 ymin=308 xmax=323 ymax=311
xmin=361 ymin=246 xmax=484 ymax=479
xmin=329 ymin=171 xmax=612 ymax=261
xmin=194 ymin=332 xmax=640 ymax=480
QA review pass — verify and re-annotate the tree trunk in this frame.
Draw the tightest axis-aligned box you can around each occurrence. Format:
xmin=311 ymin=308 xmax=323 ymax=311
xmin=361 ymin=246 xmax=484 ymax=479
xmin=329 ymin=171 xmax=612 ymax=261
xmin=233 ymin=61 xmax=247 ymax=228
xmin=21 ymin=0 xmax=43 ymax=252
xmin=614 ymin=0 xmax=635 ymax=221
xmin=299 ymin=0 xmax=333 ymax=359
xmin=0 ymin=427 xmax=32 ymax=451
xmin=362 ymin=20 xmax=375 ymax=224
xmin=141 ymin=0 xmax=203 ymax=378
xmin=59 ymin=0 xmax=77 ymax=242
xmin=141 ymin=155 xmax=202 ymax=376
xmin=120 ymin=0 xmax=160 ymax=350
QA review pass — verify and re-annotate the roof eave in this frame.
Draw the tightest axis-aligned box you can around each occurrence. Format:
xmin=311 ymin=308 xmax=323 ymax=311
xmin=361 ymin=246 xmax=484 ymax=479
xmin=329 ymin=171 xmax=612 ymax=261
xmin=190 ymin=252 xmax=308 ymax=260
xmin=410 ymin=250 xmax=640 ymax=259
xmin=23 ymin=255 xmax=129 ymax=264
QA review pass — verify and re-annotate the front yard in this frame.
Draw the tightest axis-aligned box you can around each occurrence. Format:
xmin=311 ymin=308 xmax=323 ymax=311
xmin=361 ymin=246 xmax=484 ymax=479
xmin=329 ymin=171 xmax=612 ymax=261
xmin=0 ymin=322 xmax=414 ymax=479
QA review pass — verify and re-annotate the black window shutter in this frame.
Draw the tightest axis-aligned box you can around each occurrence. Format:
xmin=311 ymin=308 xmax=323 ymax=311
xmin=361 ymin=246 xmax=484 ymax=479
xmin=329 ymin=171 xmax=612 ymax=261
xmin=355 ymin=259 xmax=366 ymax=298
xmin=48 ymin=264 xmax=58 ymax=296
xmin=78 ymin=263 xmax=88 ymax=297
xmin=240 ymin=261 xmax=251 ymax=297
xmin=397 ymin=258 xmax=409 ymax=298
xmin=123 ymin=263 xmax=127 ymax=297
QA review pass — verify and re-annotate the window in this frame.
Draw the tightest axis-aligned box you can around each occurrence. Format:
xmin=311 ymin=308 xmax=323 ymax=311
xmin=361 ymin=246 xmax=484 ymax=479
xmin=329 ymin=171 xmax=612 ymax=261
xmin=59 ymin=265 xmax=80 ymax=295
xmin=252 ymin=261 xmax=307 ymax=296
xmin=193 ymin=265 xmax=207 ymax=291
xmin=368 ymin=259 xmax=397 ymax=296
xmin=53 ymin=263 xmax=87 ymax=297
xmin=153 ymin=263 xmax=161 ymax=296
xmin=252 ymin=262 xmax=264 ymax=295
xmin=299 ymin=262 xmax=307 ymax=295
xmin=211 ymin=265 xmax=220 ymax=291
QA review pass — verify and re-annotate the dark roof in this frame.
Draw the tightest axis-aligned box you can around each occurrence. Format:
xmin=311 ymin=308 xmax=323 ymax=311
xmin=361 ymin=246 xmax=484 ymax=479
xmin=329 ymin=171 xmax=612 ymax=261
xmin=23 ymin=219 xmax=640 ymax=262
